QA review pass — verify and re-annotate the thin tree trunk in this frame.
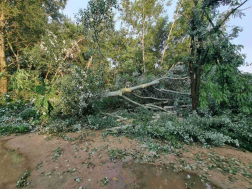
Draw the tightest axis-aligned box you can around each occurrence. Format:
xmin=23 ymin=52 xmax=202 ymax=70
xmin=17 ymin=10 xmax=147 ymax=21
xmin=161 ymin=0 xmax=183 ymax=65
xmin=0 ymin=9 xmax=7 ymax=94
xmin=86 ymin=56 xmax=93 ymax=69
xmin=189 ymin=32 xmax=196 ymax=110
xmin=194 ymin=67 xmax=201 ymax=109
xmin=45 ymin=65 xmax=50 ymax=79
xmin=6 ymin=37 xmax=20 ymax=69
xmin=142 ymin=6 xmax=146 ymax=73
xmin=113 ymin=46 xmax=120 ymax=83
xmin=16 ymin=52 xmax=20 ymax=70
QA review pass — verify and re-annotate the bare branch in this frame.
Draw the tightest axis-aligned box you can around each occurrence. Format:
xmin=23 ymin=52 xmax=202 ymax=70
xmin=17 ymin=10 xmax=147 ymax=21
xmin=121 ymin=95 xmax=151 ymax=110
xmin=132 ymin=93 xmax=169 ymax=101
xmin=164 ymin=105 xmax=191 ymax=109
xmin=121 ymin=95 xmax=168 ymax=112
xmin=154 ymin=87 xmax=190 ymax=95
xmin=146 ymin=104 xmax=168 ymax=112
xmin=156 ymin=76 xmax=189 ymax=81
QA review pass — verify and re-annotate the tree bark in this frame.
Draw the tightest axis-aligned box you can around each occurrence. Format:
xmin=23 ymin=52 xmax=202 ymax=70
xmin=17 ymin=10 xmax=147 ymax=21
xmin=189 ymin=14 xmax=196 ymax=110
xmin=142 ymin=5 xmax=146 ymax=73
xmin=0 ymin=9 xmax=7 ymax=94
xmin=86 ymin=56 xmax=93 ymax=69
xmin=105 ymin=76 xmax=189 ymax=97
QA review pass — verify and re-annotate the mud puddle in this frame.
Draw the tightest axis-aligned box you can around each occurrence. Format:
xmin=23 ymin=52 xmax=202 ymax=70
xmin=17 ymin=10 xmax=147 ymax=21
xmin=0 ymin=140 xmax=29 ymax=189
xmin=124 ymin=163 xmax=218 ymax=189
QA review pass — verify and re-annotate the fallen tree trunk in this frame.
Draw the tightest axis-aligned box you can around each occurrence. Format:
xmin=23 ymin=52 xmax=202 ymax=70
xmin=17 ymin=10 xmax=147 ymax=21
xmin=105 ymin=76 xmax=189 ymax=97
xmin=105 ymin=80 xmax=160 ymax=97
xmin=104 ymin=76 xmax=190 ymax=112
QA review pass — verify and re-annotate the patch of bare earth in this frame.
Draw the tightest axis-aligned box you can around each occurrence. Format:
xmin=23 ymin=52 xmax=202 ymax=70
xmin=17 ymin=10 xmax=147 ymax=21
xmin=0 ymin=130 xmax=251 ymax=189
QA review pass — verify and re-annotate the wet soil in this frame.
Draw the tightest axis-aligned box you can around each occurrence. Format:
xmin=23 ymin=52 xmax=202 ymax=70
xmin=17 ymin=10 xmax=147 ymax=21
xmin=0 ymin=138 xmax=28 ymax=189
xmin=123 ymin=163 xmax=216 ymax=189
xmin=0 ymin=131 xmax=251 ymax=189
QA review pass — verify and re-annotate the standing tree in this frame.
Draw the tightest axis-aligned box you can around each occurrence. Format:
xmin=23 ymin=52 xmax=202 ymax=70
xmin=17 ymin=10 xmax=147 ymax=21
xmin=0 ymin=0 xmax=67 ymax=94
xmin=185 ymin=0 xmax=248 ymax=110
xmin=121 ymin=0 xmax=165 ymax=73
xmin=76 ymin=0 xmax=118 ymax=69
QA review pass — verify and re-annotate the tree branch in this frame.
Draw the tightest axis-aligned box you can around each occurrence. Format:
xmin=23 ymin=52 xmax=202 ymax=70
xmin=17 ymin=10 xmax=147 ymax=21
xmin=105 ymin=76 xmax=189 ymax=97
xmin=154 ymin=87 xmax=191 ymax=95
xmin=161 ymin=0 xmax=184 ymax=64
xmin=214 ymin=0 xmax=248 ymax=31
xmin=132 ymin=93 xmax=169 ymax=101
xmin=121 ymin=95 xmax=150 ymax=110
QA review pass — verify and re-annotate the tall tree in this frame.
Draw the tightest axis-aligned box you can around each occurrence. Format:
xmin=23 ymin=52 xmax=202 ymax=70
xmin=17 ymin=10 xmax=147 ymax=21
xmin=185 ymin=0 xmax=248 ymax=110
xmin=77 ymin=0 xmax=118 ymax=69
xmin=0 ymin=3 xmax=7 ymax=94
xmin=0 ymin=0 xmax=67 ymax=94
xmin=161 ymin=0 xmax=183 ymax=65
xmin=121 ymin=0 xmax=165 ymax=73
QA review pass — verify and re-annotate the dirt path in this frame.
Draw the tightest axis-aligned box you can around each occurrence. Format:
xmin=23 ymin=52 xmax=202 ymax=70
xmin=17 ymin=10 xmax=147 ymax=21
xmin=0 ymin=136 xmax=29 ymax=189
xmin=0 ymin=131 xmax=251 ymax=189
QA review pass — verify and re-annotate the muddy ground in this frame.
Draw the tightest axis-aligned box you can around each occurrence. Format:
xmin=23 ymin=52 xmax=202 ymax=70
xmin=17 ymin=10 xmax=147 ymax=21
xmin=0 ymin=130 xmax=251 ymax=189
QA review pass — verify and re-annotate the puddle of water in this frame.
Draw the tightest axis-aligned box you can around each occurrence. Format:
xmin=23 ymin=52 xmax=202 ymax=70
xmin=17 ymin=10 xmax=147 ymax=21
xmin=0 ymin=140 xmax=28 ymax=189
xmin=123 ymin=163 xmax=219 ymax=189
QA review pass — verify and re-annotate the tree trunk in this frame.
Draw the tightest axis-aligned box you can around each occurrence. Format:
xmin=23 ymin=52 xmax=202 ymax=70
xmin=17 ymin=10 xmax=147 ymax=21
xmin=161 ymin=0 xmax=183 ymax=65
xmin=113 ymin=46 xmax=121 ymax=83
xmin=189 ymin=9 xmax=197 ymax=111
xmin=86 ymin=56 xmax=93 ymax=69
xmin=194 ymin=67 xmax=201 ymax=109
xmin=0 ymin=10 xmax=7 ymax=94
xmin=142 ymin=6 xmax=146 ymax=73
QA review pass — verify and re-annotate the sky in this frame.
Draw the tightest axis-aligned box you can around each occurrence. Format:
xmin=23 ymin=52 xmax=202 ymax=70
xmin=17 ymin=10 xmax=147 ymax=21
xmin=63 ymin=0 xmax=252 ymax=73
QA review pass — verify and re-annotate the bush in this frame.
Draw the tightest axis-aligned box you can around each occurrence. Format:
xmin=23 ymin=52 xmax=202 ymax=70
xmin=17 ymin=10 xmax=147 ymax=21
xmin=118 ymin=110 xmax=241 ymax=148
xmin=60 ymin=65 xmax=105 ymax=116
xmin=87 ymin=114 xmax=117 ymax=130
xmin=39 ymin=118 xmax=81 ymax=134
xmin=0 ymin=125 xmax=31 ymax=135
xmin=19 ymin=108 xmax=36 ymax=120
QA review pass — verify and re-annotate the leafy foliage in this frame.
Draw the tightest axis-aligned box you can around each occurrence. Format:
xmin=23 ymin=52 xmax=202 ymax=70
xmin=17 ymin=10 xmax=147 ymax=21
xmin=16 ymin=171 xmax=31 ymax=188
xmin=60 ymin=65 xmax=105 ymax=116
xmin=121 ymin=109 xmax=251 ymax=151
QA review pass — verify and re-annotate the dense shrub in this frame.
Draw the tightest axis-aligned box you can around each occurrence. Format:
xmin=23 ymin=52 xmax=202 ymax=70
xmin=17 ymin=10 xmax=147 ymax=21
xmin=117 ymin=109 xmax=251 ymax=149
xmin=19 ymin=108 xmax=36 ymax=120
xmin=87 ymin=114 xmax=117 ymax=130
xmin=60 ymin=65 xmax=105 ymax=116
xmin=0 ymin=125 xmax=31 ymax=135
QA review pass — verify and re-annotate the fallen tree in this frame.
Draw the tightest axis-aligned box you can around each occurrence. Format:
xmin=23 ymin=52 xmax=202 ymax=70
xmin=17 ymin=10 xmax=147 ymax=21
xmin=105 ymin=76 xmax=189 ymax=97
xmin=105 ymin=76 xmax=191 ymax=112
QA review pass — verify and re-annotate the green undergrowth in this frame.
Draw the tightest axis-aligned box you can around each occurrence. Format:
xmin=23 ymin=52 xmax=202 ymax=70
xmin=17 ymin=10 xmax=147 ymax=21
xmin=39 ymin=107 xmax=252 ymax=152
xmin=100 ymin=108 xmax=251 ymax=152
xmin=0 ymin=125 xmax=31 ymax=136
xmin=16 ymin=171 xmax=31 ymax=188
xmin=1 ymin=94 xmax=251 ymax=153
xmin=0 ymin=96 xmax=35 ymax=136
